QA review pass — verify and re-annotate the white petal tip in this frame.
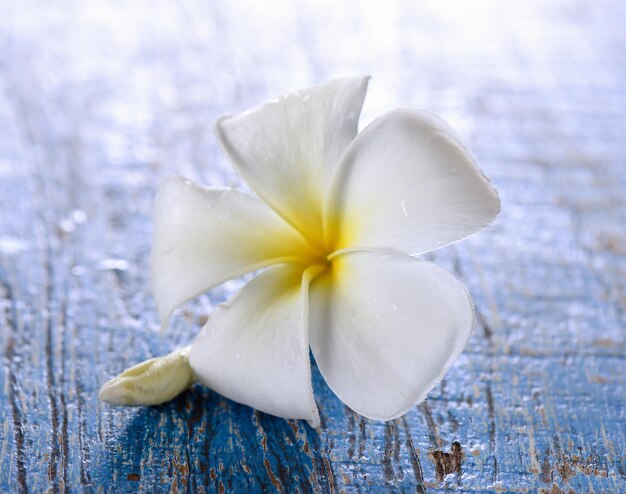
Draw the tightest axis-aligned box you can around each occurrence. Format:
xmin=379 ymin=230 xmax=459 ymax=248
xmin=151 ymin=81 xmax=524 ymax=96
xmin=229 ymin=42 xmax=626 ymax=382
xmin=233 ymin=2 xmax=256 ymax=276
xmin=214 ymin=113 xmax=235 ymax=130
xmin=306 ymin=415 xmax=321 ymax=429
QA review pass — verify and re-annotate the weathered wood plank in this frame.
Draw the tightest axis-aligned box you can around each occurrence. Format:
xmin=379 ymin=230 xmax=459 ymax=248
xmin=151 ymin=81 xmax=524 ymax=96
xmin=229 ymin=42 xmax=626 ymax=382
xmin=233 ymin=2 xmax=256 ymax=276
xmin=1 ymin=0 xmax=625 ymax=492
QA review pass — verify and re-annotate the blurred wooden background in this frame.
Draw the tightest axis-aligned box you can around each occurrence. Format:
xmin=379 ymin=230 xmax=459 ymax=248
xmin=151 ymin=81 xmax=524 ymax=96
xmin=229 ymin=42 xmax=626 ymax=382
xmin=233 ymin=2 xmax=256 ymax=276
xmin=1 ymin=0 xmax=625 ymax=492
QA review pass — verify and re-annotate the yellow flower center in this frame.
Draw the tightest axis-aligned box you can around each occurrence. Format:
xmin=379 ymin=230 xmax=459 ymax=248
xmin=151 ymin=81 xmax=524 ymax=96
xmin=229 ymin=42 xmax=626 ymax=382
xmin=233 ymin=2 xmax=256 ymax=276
xmin=281 ymin=206 xmax=347 ymax=283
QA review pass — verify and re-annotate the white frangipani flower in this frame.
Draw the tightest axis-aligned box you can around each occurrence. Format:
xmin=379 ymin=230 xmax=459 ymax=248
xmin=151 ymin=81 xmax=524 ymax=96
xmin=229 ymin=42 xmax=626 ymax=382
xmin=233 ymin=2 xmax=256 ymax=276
xmin=103 ymin=77 xmax=500 ymax=428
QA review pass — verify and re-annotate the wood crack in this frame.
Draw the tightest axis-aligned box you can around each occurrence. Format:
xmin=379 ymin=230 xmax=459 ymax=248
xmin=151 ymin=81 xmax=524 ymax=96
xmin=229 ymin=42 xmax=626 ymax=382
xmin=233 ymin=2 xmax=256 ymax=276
xmin=402 ymin=417 xmax=426 ymax=493
xmin=2 ymin=279 xmax=28 ymax=494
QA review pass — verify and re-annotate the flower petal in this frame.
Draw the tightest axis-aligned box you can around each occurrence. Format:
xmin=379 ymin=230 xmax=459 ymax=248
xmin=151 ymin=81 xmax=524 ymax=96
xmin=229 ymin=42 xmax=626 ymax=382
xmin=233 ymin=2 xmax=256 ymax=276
xmin=327 ymin=109 xmax=500 ymax=255
xmin=216 ymin=76 xmax=369 ymax=246
xmin=151 ymin=176 xmax=314 ymax=329
xmin=189 ymin=264 xmax=320 ymax=427
xmin=309 ymin=250 xmax=473 ymax=420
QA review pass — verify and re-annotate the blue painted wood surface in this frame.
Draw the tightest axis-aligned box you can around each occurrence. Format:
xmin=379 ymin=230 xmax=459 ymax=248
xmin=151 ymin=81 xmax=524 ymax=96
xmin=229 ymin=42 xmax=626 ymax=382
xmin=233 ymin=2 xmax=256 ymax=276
xmin=1 ymin=0 xmax=625 ymax=492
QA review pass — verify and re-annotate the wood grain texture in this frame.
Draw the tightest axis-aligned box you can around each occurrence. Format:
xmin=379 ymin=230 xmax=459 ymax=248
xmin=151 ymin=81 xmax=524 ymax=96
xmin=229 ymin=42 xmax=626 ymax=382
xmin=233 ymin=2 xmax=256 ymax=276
xmin=1 ymin=0 xmax=625 ymax=491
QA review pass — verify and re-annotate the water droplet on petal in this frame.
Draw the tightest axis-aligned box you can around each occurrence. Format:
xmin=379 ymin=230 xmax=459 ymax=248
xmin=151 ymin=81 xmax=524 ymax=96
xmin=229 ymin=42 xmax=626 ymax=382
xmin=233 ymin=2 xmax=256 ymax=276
xmin=400 ymin=199 xmax=408 ymax=217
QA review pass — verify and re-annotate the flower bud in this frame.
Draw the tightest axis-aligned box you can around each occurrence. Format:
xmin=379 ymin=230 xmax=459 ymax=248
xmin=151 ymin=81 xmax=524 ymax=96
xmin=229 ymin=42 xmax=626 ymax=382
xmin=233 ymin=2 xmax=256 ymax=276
xmin=99 ymin=346 xmax=194 ymax=406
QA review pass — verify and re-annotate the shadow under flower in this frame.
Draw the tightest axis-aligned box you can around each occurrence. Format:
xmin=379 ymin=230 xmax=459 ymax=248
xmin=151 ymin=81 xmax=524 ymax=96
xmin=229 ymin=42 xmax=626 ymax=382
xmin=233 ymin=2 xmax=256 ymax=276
xmin=101 ymin=384 xmax=330 ymax=492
